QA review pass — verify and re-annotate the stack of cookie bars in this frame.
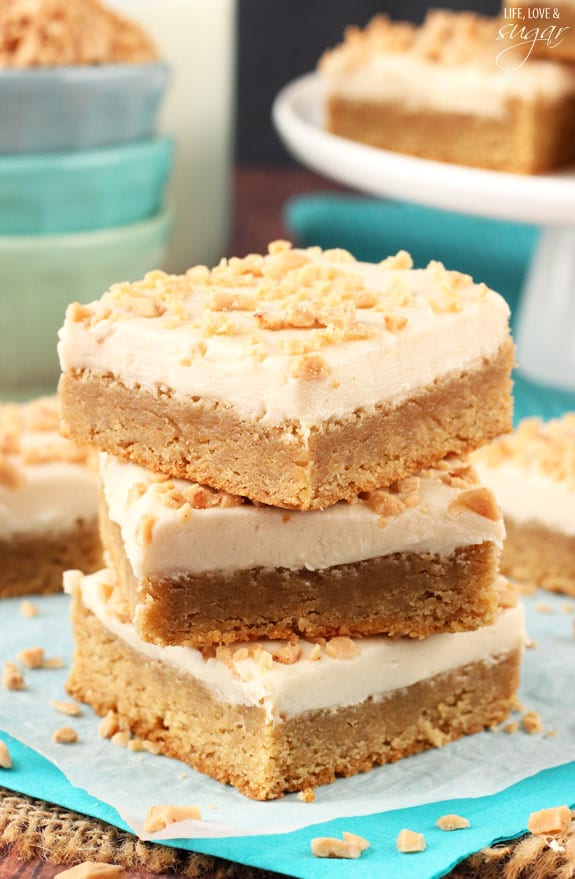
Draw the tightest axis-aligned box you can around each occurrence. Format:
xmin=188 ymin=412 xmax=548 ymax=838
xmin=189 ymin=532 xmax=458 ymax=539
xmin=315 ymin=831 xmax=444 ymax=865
xmin=57 ymin=242 xmax=525 ymax=800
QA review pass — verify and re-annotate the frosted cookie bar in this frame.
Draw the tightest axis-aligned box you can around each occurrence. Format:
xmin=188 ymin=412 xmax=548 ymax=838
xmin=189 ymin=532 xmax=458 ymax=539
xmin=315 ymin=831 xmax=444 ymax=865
xmin=100 ymin=452 xmax=505 ymax=646
xmin=474 ymin=414 xmax=575 ymax=595
xmin=319 ymin=10 xmax=575 ymax=174
xmin=0 ymin=397 xmax=101 ymax=597
xmin=65 ymin=568 xmax=524 ymax=800
xmin=58 ymin=243 xmax=513 ymax=509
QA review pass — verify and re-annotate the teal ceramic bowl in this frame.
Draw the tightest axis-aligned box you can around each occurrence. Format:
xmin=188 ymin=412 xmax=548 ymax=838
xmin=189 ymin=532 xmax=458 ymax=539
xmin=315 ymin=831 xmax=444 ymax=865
xmin=0 ymin=138 xmax=173 ymax=235
xmin=0 ymin=209 xmax=172 ymax=394
xmin=0 ymin=63 xmax=169 ymax=154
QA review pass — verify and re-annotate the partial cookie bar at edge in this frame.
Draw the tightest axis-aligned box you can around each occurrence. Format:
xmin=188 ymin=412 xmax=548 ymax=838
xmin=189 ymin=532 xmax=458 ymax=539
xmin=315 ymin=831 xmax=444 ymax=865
xmin=320 ymin=10 xmax=575 ymax=174
xmin=99 ymin=452 xmax=505 ymax=646
xmin=65 ymin=568 xmax=525 ymax=801
xmin=0 ymin=397 xmax=101 ymax=598
xmin=473 ymin=414 xmax=575 ymax=596
xmin=58 ymin=243 xmax=513 ymax=509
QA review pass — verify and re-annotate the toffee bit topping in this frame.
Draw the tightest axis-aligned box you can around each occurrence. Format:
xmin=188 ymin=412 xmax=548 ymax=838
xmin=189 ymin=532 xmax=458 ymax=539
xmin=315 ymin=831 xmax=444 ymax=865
xmin=290 ymin=353 xmax=331 ymax=381
xmin=0 ymin=0 xmax=158 ymax=69
xmin=361 ymin=476 xmax=421 ymax=520
xmin=384 ymin=313 xmax=408 ymax=332
xmin=208 ymin=291 xmax=258 ymax=311
xmin=0 ymin=397 xmax=92 ymax=473
xmin=380 ymin=250 xmax=413 ymax=270
xmin=67 ymin=302 xmax=92 ymax=323
xmin=134 ymin=514 xmax=156 ymax=546
xmin=308 ymin=644 xmax=322 ymax=662
xmin=474 ymin=414 xmax=575 ymax=489
xmin=254 ymin=306 xmax=328 ymax=331
xmin=272 ymin=640 xmax=302 ymax=665
xmin=321 ymin=11 xmax=501 ymax=75
xmin=449 ymin=487 xmax=500 ymax=521
xmin=325 ymin=636 xmax=359 ymax=659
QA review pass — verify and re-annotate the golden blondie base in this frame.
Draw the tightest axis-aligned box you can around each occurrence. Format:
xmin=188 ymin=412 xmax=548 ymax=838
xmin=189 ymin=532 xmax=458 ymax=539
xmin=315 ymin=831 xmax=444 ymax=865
xmin=67 ymin=592 xmax=521 ymax=800
xmin=502 ymin=518 xmax=575 ymax=596
xmin=101 ymin=505 xmax=500 ymax=646
xmin=326 ymin=95 xmax=575 ymax=175
xmin=0 ymin=519 xmax=101 ymax=599
xmin=59 ymin=338 xmax=513 ymax=510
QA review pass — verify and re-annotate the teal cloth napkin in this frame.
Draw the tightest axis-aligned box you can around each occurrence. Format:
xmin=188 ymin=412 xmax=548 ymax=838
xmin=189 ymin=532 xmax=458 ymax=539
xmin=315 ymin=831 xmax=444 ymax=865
xmin=2 ymin=730 xmax=575 ymax=879
xmin=285 ymin=194 xmax=575 ymax=423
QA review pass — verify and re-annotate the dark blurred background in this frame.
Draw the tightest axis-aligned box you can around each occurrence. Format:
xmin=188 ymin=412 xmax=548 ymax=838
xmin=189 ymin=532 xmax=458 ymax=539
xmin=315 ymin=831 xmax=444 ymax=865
xmin=237 ymin=0 xmax=501 ymax=162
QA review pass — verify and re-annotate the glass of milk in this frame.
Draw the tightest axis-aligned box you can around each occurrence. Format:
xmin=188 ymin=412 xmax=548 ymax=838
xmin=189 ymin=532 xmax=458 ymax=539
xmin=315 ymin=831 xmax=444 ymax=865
xmin=111 ymin=0 xmax=237 ymax=273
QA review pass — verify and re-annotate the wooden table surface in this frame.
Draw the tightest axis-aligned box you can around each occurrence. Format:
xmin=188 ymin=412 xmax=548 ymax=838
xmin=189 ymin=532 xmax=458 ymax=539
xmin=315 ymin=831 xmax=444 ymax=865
xmin=0 ymin=163 xmax=341 ymax=879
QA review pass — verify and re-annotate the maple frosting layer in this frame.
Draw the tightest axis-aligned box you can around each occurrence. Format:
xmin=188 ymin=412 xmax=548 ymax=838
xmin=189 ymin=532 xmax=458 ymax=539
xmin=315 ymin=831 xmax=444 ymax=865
xmin=100 ymin=452 xmax=504 ymax=577
xmin=58 ymin=244 xmax=511 ymax=426
xmin=320 ymin=10 xmax=575 ymax=118
xmin=473 ymin=415 xmax=575 ymax=537
xmin=68 ymin=568 xmax=525 ymax=720
xmin=0 ymin=398 xmax=98 ymax=539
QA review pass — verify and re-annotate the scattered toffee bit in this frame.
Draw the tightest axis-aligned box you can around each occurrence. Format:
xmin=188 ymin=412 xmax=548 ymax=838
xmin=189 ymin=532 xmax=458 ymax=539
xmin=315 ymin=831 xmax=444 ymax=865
xmin=527 ymin=805 xmax=571 ymax=836
xmin=502 ymin=721 xmax=519 ymax=735
xmin=2 ymin=661 xmax=25 ymax=690
xmin=19 ymin=600 xmax=38 ymax=618
xmin=50 ymin=700 xmax=81 ymax=717
xmin=98 ymin=711 xmax=120 ymax=739
xmin=297 ymin=787 xmax=316 ymax=803
xmin=522 ymin=711 xmax=544 ymax=734
xmin=536 ymin=603 xmax=553 ymax=614
xmin=17 ymin=646 xmax=45 ymax=668
xmin=54 ymin=862 xmax=126 ymax=878
xmin=41 ymin=656 xmax=65 ymax=669
xmin=436 ymin=814 xmax=470 ymax=831
xmin=396 ymin=828 xmax=426 ymax=853
xmin=144 ymin=804 xmax=202 ymax=833
xmin=311 ymin=832 xmax=370 ymax=859
xmin=0 ymin=741 xmax=12 ymax=769
xmin=52 ymin=727 xmax=78 ymax=744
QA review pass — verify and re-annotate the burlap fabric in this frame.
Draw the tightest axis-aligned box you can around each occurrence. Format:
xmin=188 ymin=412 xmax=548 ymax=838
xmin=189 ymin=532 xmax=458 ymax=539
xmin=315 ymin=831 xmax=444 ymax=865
xmin=1 ymin=788 xmax=574 ymax=878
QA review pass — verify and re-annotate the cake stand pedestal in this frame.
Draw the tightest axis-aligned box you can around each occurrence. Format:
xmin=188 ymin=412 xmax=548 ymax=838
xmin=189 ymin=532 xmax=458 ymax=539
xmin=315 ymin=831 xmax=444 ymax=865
xmin=273 ymin=73 xmax=575 ymax=391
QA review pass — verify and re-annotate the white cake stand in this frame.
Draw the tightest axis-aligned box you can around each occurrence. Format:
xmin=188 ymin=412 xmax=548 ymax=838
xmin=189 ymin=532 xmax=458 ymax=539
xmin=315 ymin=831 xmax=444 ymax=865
xmin=273 ymin=73 xmax=575 ymax=391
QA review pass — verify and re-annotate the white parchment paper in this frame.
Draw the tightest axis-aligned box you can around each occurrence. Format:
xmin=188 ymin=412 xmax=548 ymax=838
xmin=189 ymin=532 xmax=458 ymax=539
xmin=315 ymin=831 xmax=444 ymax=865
xmin=1 ymin=590 xmax=574 ymax=839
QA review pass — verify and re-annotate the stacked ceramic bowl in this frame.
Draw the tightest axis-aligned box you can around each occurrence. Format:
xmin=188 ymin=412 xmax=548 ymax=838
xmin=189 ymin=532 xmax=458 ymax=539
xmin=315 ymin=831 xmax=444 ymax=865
xmin=0 ymin=60 xmax=173 ymax=393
